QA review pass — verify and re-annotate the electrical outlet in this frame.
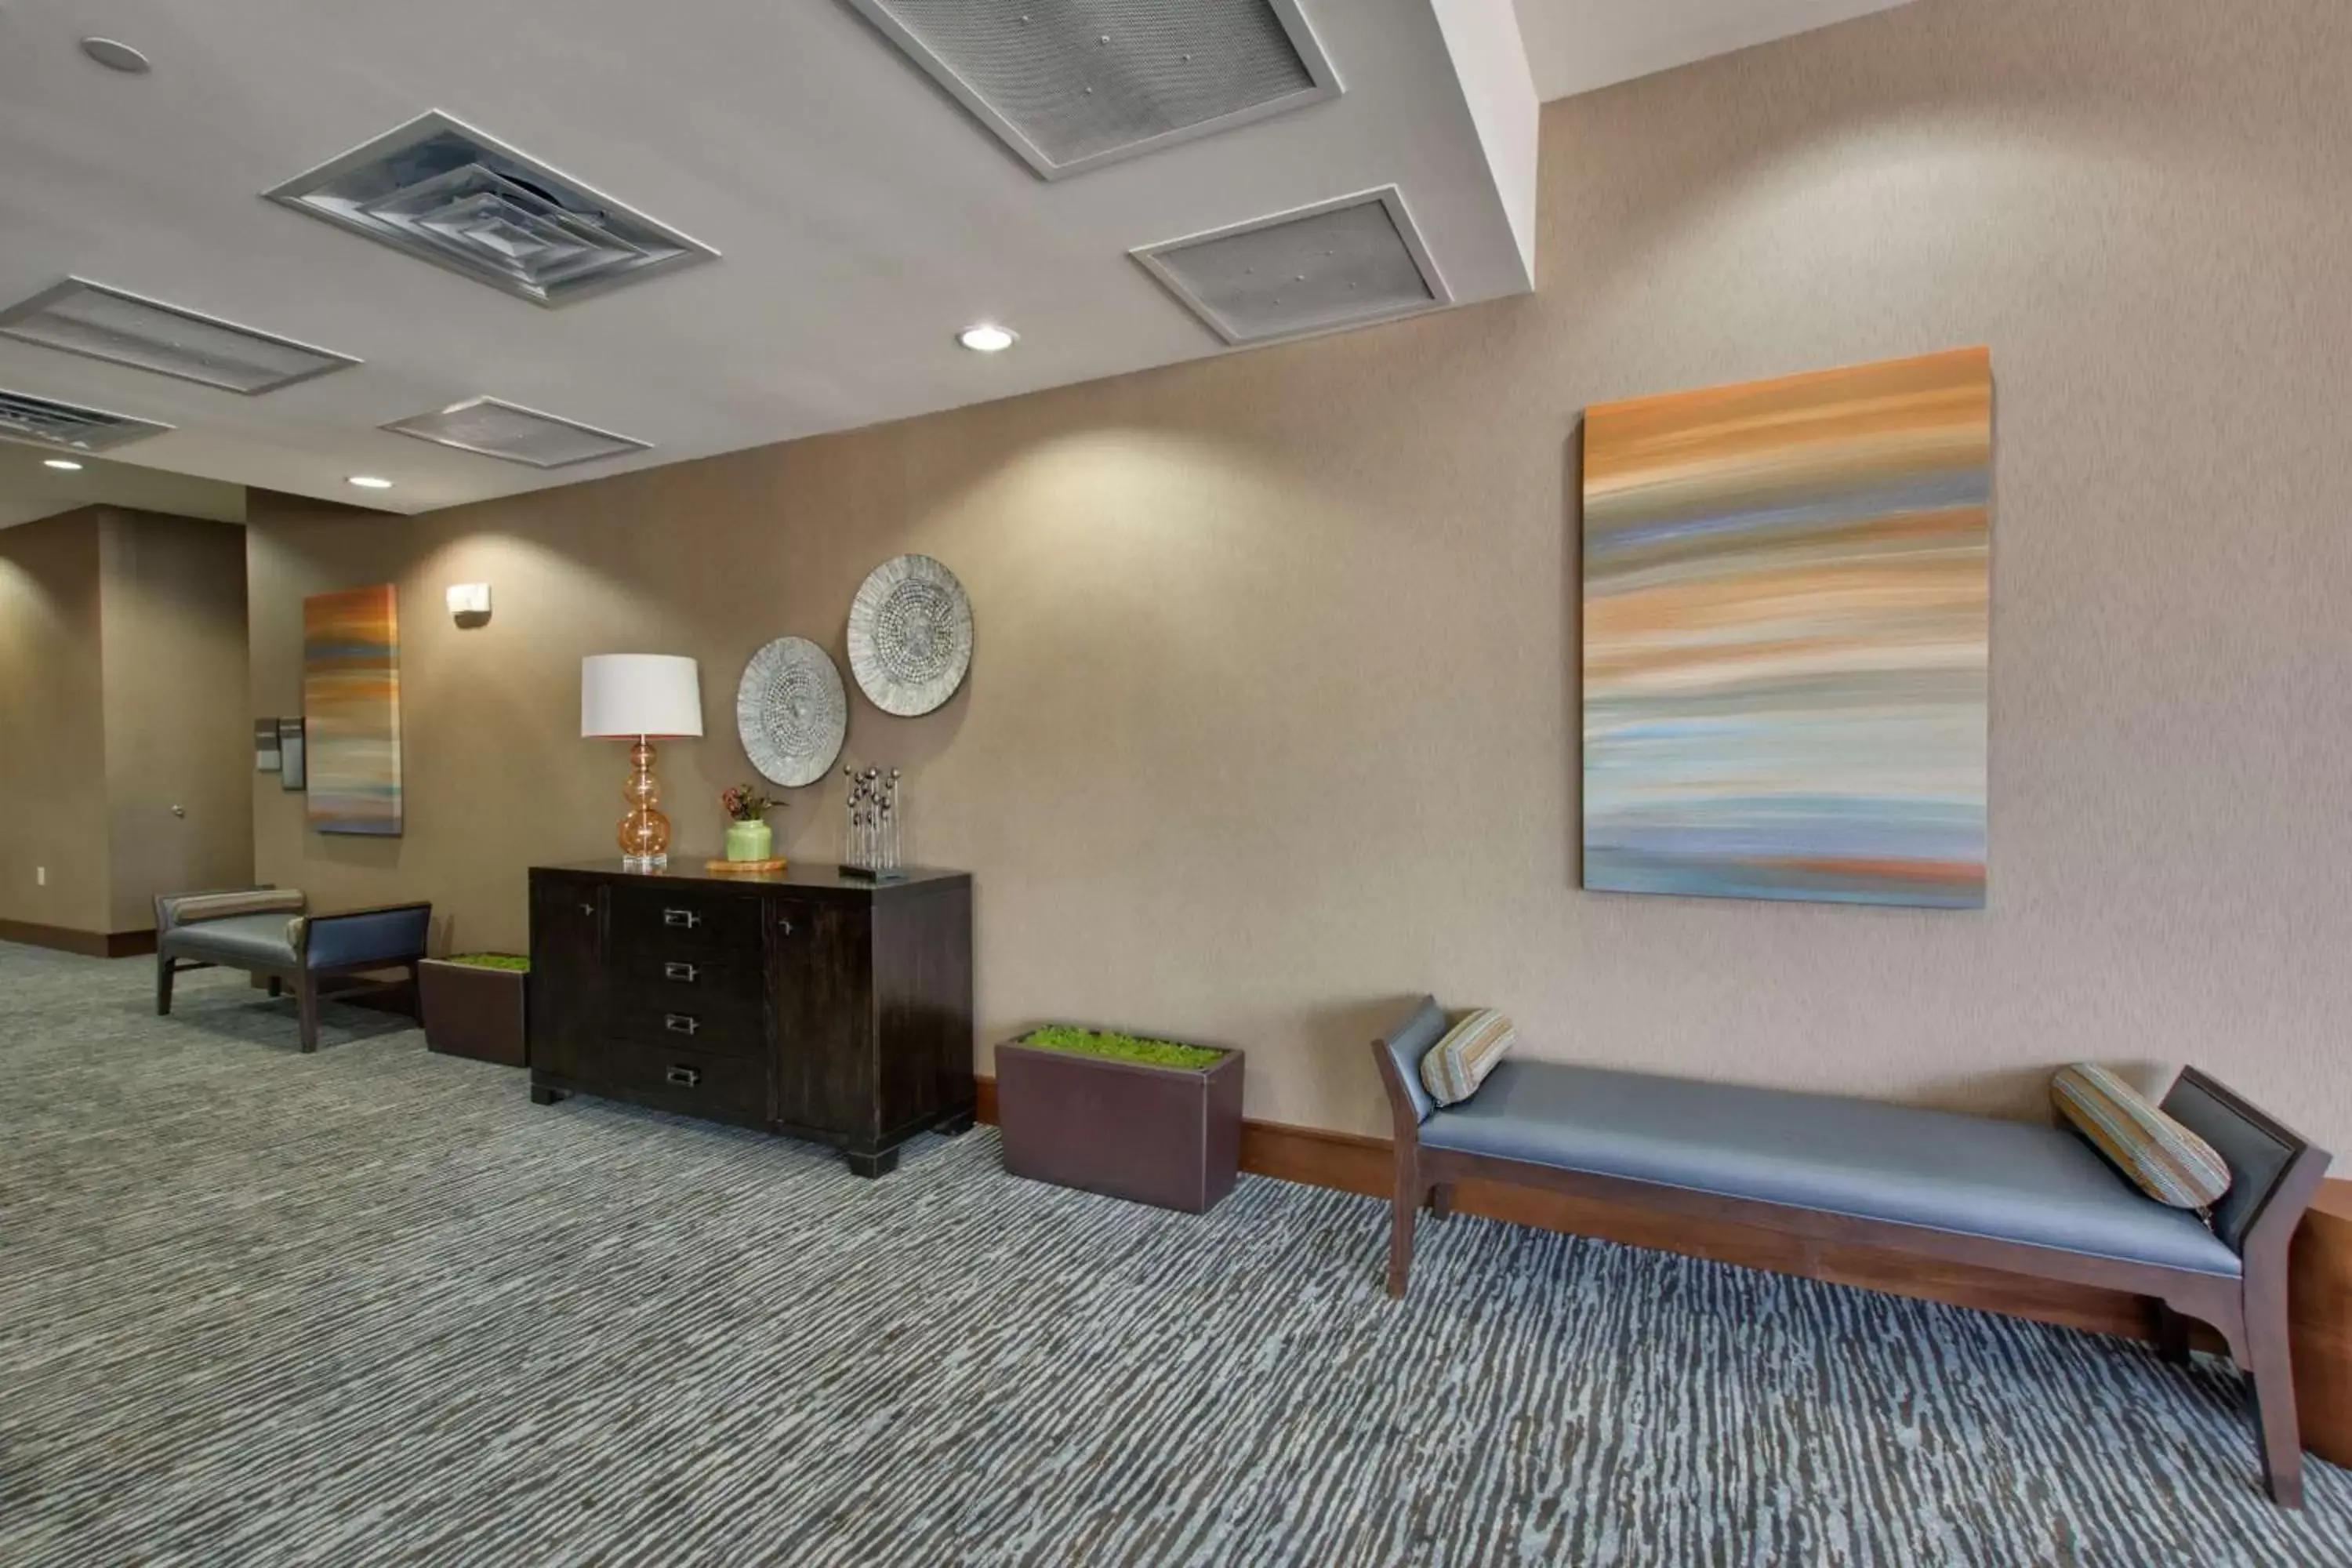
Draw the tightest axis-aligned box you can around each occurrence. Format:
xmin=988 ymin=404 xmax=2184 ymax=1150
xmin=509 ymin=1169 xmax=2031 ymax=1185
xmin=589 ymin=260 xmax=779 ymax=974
xmin=36 ymin=866 xmax=46 ymax=886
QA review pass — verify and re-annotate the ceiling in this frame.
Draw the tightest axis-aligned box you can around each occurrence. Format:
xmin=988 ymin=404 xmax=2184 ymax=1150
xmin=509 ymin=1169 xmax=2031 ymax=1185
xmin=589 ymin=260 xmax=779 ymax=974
xmin=1512 ymin=0 xmax=1920 ymax=103
xmin=0 ymin=2 xmax=1915 ymax=526
xmin=0 ymin=0 xmax=1534 ymax=519
xmin=0 ymin=442 xmax=242 ymax=528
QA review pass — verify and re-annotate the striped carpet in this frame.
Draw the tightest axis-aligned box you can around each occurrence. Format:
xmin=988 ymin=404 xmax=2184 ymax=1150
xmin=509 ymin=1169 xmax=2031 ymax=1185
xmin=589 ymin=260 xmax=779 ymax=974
xmin=2 ymin=942 xmax=2347 ymax=1566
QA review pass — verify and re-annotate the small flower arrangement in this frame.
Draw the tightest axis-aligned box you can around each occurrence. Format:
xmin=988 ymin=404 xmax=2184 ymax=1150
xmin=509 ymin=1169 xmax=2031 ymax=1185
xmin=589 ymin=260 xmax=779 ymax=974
xmin=720 ymin=783 xmax=777 ymax=822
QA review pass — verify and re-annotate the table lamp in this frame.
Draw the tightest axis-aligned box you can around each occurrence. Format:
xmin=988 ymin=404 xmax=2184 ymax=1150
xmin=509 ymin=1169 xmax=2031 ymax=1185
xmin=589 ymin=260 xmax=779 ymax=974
xmin=582 ymin=654 xmax=702 ymax=870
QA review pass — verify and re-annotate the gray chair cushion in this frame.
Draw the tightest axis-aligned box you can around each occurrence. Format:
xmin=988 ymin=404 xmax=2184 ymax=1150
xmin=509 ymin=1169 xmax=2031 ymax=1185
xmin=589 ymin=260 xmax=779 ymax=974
xmin=1421 ymin=1060 xmax=2242 ymax=1277
xmin=161 ymin=913 xmax=299 ymax=968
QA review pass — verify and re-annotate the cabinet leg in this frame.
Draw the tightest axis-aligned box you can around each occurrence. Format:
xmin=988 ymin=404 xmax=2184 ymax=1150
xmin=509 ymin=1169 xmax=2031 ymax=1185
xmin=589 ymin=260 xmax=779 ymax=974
xmin=530 ymin=1083 xmax=567 ymax=1106
xmin=845 ymin=1148 xmax=900 ymax=1179
xmin=935 ymin=1109 xmax=976 ymax=1137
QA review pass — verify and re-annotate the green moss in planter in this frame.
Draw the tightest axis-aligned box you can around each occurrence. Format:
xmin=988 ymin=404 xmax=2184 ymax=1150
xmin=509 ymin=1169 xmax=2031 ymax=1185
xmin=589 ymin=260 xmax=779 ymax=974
xmin=446 ymin=953 xmax=530 ymax=972
xmin=1019 ymin=1025 xmax=1224 ymax=1072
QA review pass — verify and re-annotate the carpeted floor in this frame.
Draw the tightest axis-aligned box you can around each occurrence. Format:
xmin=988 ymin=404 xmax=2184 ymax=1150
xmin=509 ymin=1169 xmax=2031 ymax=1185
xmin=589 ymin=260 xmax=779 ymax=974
xmin=2 ymin=942 xmax=2347 ymax=1566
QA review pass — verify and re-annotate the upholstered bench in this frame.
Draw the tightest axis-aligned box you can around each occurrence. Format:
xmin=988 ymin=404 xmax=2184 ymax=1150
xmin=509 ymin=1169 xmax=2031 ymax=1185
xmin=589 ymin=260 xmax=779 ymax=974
xmin=154 ymin=887 xmax=430 ymax=1054
xmin=1371 ymin=997 xmax=2331 ymax=1506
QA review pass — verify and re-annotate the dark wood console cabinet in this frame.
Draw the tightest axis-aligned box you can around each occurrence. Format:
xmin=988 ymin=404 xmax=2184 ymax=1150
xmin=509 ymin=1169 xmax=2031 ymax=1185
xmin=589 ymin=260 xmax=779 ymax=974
xmin=526 ymin=861 xmax=974 ymax=1176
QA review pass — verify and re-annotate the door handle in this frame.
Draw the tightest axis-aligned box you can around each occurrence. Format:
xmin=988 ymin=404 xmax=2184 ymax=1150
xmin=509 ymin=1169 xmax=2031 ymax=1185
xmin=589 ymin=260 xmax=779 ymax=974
xmin=663 ymin=961 xmax=699 ymax=983
xmin=662 ymin=908 xmax=702 ymax=929
xmin=579 ymin=903 xmax=595 ymax=916
xmin=666 ymin=1065 xmax=702 ymax=1088
xmin=777 ymin=916 xmax=793 ymax=938
xmin=663 ymin=1013 xmax=700 ymax=1036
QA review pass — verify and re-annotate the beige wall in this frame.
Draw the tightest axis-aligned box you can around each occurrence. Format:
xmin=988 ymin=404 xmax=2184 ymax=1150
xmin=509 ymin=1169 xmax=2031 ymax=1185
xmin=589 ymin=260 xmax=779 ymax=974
xmin=0 ymin=506 xmax=251 ymax=938
xmin=0 ymin=510 xmax=111 ymax=931
xmin=99 ymin=510 xmax=253 ymax=930
xmin=247 ymin=0 xmax=2352 ymax=1148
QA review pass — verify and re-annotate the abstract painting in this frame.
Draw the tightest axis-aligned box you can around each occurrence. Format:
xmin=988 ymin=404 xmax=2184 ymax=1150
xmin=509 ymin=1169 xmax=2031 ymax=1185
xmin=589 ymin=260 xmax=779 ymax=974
xmin=1581 ymin=348 xmax=1991 ymax=908
xmin=303 ymin=584 xmax=402 ymax=836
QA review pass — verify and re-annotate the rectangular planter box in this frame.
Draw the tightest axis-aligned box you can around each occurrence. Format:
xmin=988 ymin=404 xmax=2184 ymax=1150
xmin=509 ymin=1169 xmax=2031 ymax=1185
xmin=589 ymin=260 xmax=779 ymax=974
xmin=419 ymin=959 xmax=528 ymax=1068
xmin=996 ymin=1036 xmax=1243 ymax=1213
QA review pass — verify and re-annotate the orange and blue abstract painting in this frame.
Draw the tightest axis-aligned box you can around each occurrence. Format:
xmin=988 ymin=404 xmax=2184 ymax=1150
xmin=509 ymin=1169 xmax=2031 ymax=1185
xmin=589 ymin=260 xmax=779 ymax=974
xmin=303 ymin=584 xmax=403 ymax=837
xmin=1581 ymin=348 xmax=1990 ymax=908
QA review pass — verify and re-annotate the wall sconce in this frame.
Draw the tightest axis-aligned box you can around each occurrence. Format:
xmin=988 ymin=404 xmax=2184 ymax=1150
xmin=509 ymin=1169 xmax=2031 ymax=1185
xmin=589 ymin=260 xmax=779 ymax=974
xmin=446 ymin=583 xmax=492 ymax=629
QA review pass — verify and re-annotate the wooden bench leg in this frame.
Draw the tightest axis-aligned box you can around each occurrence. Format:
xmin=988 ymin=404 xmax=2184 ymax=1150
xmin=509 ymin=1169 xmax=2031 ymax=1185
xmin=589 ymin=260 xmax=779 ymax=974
xmin=2244 ymin=1276 xmax=2304 ymax=1507
xmin=296 ymin=976 xmax=321 ymax=1054
xmin=1387 ymin=1157 xmax=1422 ymax=1299
xmin=2154 ymin=1302 xmax=2193 ymax=1366
xmin=1428 ymin=1183 xmax=1454 ymax=1221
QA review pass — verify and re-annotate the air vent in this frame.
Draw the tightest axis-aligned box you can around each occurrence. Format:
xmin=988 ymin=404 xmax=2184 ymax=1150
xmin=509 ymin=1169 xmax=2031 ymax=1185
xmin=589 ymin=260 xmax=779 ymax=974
xmin=382 ymin=397 xmax=650 ymax=469
xmin=0 ymin=387 xmax=172 ymax=452
xmin=1133 ymin=187 xmax=1449 ymax=345
xmin=0 ymin=278 xmax=359 ymax=394
xmin=844 ymin=0 xmax=1339 ymax=179
xmin=265 ymin=111 xmax=717 ymax=307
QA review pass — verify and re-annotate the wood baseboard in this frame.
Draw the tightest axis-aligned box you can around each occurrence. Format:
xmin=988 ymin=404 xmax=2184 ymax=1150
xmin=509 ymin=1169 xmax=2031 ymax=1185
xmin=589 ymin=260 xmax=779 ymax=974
xmin=973 ymin=1074 xmax=2352 ymax=1464
xmin=0 ymin=920 xmax=155 ymax=958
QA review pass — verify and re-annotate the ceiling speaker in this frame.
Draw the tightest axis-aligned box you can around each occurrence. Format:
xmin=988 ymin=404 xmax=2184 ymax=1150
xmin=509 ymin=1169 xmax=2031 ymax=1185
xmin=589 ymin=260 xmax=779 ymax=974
xmin=843 ymin=0 xmax=1340 ymax=179
xmin=0 ymin=387 xmax=173 ymax=452
xmin=0 ymin=278 xmax=359 ymax=394
xmin=266 ymin=111 xmax=718 ymax=307
xmin=382 ymin=396 xmax=651 ymax=469
xmin=1132 ymin=187 xmax=1448 ymax=345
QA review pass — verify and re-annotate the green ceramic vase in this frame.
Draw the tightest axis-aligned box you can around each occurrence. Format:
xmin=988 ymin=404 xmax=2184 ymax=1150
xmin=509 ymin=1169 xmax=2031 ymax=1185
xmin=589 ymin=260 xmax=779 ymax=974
xmin=723 ymin=818 xmax=773 ymax=862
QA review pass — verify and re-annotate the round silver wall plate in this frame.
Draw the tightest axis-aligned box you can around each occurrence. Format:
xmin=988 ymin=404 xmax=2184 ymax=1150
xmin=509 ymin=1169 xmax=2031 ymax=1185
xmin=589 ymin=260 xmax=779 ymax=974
xmin=736 ymin=637 xmax=848 ymax=788
xmin=847 ymin=554 xmax=973 ymax=717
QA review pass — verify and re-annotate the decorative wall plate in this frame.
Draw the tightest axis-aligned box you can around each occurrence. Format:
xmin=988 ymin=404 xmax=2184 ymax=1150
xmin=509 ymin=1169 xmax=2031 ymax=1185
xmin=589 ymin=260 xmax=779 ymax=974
xmin=846 ymin=554 xmax=973 ymax=717
xmin=735 ymin=637 xmax=847 ymax=787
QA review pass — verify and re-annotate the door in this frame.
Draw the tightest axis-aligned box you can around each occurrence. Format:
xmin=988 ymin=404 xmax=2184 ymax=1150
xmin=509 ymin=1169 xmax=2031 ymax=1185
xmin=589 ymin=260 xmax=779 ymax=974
xmin=528 ymin=875 xmax=605 ymax=1077
xmin=768 ymin=896 xmax=873 ymax=1142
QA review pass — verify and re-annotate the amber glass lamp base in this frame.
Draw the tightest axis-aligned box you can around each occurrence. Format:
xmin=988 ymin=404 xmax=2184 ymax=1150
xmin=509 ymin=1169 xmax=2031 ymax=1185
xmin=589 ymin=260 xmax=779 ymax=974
xmin=618 ymin=737 xmax=672 ymax=871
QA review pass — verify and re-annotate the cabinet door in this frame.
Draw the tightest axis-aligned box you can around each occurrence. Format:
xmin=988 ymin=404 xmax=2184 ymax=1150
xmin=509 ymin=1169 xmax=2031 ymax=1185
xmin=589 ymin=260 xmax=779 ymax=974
xmin=768 ymin=897 xmax=873 ymax=1142
xmin=528 ymin=877 xmax=605 ymax=1077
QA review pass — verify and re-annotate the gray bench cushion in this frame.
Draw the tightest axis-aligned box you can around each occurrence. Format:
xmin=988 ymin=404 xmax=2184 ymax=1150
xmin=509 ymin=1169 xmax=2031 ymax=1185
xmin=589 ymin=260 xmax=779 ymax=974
xmin=1421 ymin=1059 xmax=2241 ymax=1277
xmin=160 ymin=913 xmax=299 ymax=968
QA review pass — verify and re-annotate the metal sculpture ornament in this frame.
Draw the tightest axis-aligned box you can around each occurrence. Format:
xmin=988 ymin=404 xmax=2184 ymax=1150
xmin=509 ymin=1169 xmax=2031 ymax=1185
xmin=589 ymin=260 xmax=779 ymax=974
xmin=735 ymin=636 xmax=848 ymax=787
xmin=846 ymin=554 xmax=973 ymax=717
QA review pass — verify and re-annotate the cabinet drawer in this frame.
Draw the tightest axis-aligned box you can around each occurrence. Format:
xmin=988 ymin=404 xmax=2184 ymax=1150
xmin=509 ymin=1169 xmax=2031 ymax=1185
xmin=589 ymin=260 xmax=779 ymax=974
xmin=609 ymin=947 xmax=765 ymax=1007
xmin=608 ymin=885 xmax=764 ymax=953
xmin=586 ymin=1038 xmax=768 ymax=1122
xmin=606 ymin=999 xmax=765 ymax=1062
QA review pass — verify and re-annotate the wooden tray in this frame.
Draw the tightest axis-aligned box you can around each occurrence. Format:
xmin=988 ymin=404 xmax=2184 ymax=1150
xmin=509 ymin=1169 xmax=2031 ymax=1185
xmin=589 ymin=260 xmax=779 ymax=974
xmin=702 ymin=857 xmax=787 ymax=874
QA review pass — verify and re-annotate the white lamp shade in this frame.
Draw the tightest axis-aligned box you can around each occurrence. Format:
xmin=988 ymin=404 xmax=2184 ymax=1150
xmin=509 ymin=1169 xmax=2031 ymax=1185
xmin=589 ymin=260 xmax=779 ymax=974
xmin=582 ymin=654 xmax=703 ymax=739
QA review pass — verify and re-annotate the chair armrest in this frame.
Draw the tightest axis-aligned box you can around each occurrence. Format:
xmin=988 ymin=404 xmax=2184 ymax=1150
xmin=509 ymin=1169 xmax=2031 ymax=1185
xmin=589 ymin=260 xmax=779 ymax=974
xmin=301 ymin=903 xmax=432 ymax=971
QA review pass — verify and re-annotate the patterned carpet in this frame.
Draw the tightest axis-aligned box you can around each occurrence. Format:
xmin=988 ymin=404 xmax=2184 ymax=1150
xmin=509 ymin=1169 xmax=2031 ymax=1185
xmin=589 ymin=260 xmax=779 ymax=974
xmin=2 ymin=942 xmax=2347 ymax=1566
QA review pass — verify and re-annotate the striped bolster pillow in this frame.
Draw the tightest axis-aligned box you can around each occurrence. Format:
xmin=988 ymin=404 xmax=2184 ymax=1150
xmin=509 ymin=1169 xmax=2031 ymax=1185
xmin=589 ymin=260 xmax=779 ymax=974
xmin=1419 ymin=1009 xmax=1517 ymax=1107
xmin=170 ymin=888 xmax=306 ymax=926
xmin=2051 ymin=1063 xmax=2231 ymax=1211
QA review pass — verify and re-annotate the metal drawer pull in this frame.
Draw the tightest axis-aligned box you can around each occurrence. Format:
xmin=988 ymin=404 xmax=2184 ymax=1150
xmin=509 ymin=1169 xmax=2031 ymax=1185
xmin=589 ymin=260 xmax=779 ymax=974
xmin=663 ymin=1013 xmax=700 ymax=1036
xmin=579 ymin=903 xmax=595 ymax=916
xmin=777 ymin=916 xmax=793 ymax=938
xmin=662 ymin=908 xmax=702 ymax=929
xmin=666 ymin=1065 xmax=702 ymax=1088
xmin=663 ymin=961 xmax=699 ymax=983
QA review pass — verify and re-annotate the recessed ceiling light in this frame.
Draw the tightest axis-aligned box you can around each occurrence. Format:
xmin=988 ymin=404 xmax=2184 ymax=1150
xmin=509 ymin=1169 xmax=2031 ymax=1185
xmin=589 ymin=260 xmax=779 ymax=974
xmin=957 ymin=324 xmax=1017 ymax=354
xmin=80 ymin=38 xmax=152 ymax=74
xmin=44 ymin=458 xmax=84 ymax=471
xmin=347 ymin=475 xmax=394 ymax=490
